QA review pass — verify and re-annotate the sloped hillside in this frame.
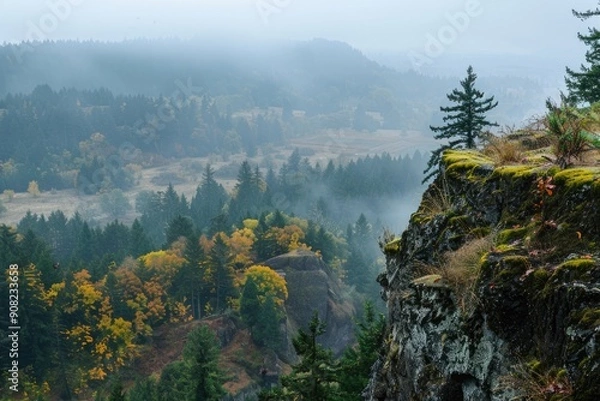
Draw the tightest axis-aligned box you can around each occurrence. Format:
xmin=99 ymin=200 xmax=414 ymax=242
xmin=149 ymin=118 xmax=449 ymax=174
xmin=366 ymin=141 xmax=600 ymax=400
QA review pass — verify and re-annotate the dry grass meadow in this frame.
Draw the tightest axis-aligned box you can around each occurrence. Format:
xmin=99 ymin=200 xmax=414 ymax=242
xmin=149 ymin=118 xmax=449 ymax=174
xmin=0 ymin=129 xmax=436 ymax=227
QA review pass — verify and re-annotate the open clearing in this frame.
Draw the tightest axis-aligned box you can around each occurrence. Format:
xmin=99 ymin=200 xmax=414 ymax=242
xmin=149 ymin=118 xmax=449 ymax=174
xmin=0 ymin=129 xmax=435 ymax=227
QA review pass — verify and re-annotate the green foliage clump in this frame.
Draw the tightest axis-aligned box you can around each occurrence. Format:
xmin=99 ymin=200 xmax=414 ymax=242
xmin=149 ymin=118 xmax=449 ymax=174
xmin=544 ymin=102 xmax=593 ymax=168
xmin=576 ymin=308 xmax=600 ymax=330
xmin=128 ymin=377 xmax=158 ymax=401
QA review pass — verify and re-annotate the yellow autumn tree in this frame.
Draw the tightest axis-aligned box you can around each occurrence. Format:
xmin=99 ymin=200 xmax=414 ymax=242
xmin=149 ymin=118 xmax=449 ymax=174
xmin=60 ymin=269 xmax=137 ymax=387
xmin=139 ymin=249 xmax=186 ymax=283
xmin=227 ymin=227 xmax=256 ymax=269
xmin=267 ymin=224 xmax=311 ymax=253
xmin=242 ymin=265 xmax=288 ymax=306
xmin=243 ymin=218 xmax=259 ymax=230
xmin=115 ymin=258 xmax=190 ymax=335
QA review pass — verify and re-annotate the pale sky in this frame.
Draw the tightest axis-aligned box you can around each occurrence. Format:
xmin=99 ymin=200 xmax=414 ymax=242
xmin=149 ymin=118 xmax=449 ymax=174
xmin=0 ymin=0 xmax=595 ymax=57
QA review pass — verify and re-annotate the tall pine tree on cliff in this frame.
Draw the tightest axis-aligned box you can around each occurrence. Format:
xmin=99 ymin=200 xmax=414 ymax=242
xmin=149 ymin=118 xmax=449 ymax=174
xmin=566 ymin=4 xmax=600 ymax=103
xmin=423 ymin=66 xmax=498 ymax=183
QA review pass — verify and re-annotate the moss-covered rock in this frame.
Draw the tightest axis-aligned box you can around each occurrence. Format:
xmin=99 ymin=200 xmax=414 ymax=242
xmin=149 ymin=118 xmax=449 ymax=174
xmin=383 ymin=238 xmax=401 ymax=254
xmin=497 ymin=226 xmax=530 ymax=244
xmin=442 ymin=149 xmax=494 ymax=178
xmin=366 ymin=149 xmax=600 ymax=401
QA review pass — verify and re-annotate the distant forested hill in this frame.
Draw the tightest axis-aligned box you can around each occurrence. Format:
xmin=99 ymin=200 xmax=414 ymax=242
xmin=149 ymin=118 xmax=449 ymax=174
xmin=0 ymin=38 xmax=542 ymax=126
xmin=0 ymin=38 xmax=545 ymax=193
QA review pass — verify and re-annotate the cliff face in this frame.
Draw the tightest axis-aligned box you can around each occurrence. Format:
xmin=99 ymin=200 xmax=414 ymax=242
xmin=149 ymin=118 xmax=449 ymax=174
xmin=264 ymin=250 xmax=356 ymax=358
xmin=366 ymin=150 xmax=600 ymax=401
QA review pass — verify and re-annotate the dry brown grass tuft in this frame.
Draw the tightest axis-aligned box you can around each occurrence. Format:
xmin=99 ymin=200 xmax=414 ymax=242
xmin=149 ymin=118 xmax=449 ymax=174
xmin=416 ymin=176 xmax=452 ymax=220
xmin=421 ymin=235 xmax=494 ymax=315
xmin=497 ymin=362 xmax=573 ymax=401
xmin=483 ymin=134 xmax=526 ymax=165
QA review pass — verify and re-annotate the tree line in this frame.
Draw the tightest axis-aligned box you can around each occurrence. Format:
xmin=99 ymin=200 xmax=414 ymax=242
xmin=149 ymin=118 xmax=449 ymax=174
xmin=0 ymin=85 xmax=284 ymax=192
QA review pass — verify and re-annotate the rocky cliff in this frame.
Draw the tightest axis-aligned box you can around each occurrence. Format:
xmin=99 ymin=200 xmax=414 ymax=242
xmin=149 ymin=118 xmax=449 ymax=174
xmin=365 ymin=150 xmax=600 ymax=401
xmin=264 ymin=250 xmax=356 ymax=358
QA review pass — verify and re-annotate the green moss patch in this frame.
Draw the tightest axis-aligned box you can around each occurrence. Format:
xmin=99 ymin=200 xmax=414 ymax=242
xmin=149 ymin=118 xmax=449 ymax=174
xmin=553 ymin=167 xmax=600 ymax=189
xmin=492 ymin=165 xmax=538 ymax=179
xmin=552 ymin=258 xmax=597 ymax=281
xmin=497 ymin=226 xmax=530 ymax=244
xmin=384 ymin=238 xmax=401 ymax=254
xmin=502 ymin=255 xmax=531 ymax=270
xmin=442 ymin=150 xmax=493 ymax=177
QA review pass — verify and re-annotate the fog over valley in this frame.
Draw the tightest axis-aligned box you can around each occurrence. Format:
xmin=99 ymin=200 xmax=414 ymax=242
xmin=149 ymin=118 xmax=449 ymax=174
xmin=1 ymin=1 xmax=600 ymax=400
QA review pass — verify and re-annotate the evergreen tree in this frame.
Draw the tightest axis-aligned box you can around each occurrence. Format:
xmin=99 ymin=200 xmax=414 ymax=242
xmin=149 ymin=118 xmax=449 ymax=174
xmin=108 ymin=378 xmax=126 ymax=401
xmin=46 ymin=210 xmax=70 ymax=262
xmin=20 ymin=229 xmax=58 ymax=286
xmin=240 ymin=277 xmax=261 ymax=329
xmin=253 ymin=294 xmax=282 ymax=349
xmin=344 ymin=214 xmax=377 ymax=290
xmin=157 ymin=361 xmax=188 ymax=401
xmin=182 ymin=325 xmax=225 ymax=401
xmin=253 ymin=214 xmax=279 ymax=261
xmin=173 ymin=235 xmax=206 ymax=319
xmin=423 ymin=66 xmax=498 ymax=183
xmin=128 ymin=377 xmax=158 ymax=401
xmin=205 ymin=234 xmax=236 ymax=312
xmin=163 ymin=183 xmax=183 ymax=223
xmin=72 ymin=221 xmax=95 ymax=264
xmin=315 ymin=227 xmax=335 ymax=263
xmin=190 ymin=164 xmax=228 ymax=231
xmin=208 ymin=213 xmax=230 ymax=237
xmin=140 ymin=189 xmax=171 ymax=246
xmin=165 ymin=215 xmax=195 ymax=247
xmin=100 ymin=220 xmax=130 ymax=263
xmin=338 ymin=301 xmax=385 ymax=400
xmin=280 ymin=311 xmax=340 ymax=401
xmin=228 ymin=161 xmax=263 ymax=223
xmin=129 ymin=218 xmax=153 ymax=257
xmin=271 ymin=209 xmax=287 ymax=228
xmin=279 ymin=149 xmax=306 ymax=205
xmin=566 ymin=5 xmax=600 ymax=103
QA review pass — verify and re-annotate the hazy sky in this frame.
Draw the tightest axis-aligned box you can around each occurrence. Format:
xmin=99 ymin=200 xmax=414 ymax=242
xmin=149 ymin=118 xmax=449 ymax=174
xmin=0 ymin=0 xmax=595 ymax=58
